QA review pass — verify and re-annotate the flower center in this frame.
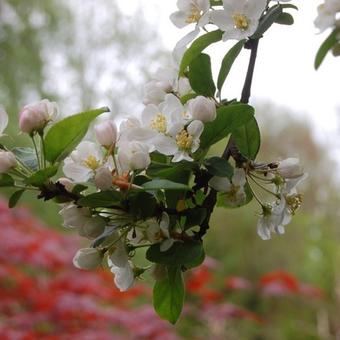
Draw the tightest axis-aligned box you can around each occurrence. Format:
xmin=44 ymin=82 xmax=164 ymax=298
xmin=286 ymin=194 xmax=303 ymax=214
xmin=150 ymin=114 xmax=167 ymax=133
xmin=83 ymin=155 xmax=101 ymax=170
xmin=176 ymin=129 xmax=193 ymax=150
xmin=226 ymin=185 xmax=245 ymax=205
xmin=232 ymin=13 xmax=249 ymax=30
xmin=186 ymin=5 xmax=202 ymax=23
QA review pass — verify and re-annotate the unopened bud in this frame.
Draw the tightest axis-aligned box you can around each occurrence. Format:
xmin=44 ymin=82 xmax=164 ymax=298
xmin=188 ymin=96 xmax=216 ymax=122
xmin=0 ymin=151 xmax=17 ymax=173
xmin=94 ymin=120 xmax=117 ymax=147
xmin=73 ymin=248 xmax=102 ymax=270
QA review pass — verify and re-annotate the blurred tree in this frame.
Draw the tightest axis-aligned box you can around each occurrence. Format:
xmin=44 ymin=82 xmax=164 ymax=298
xmin=0 ymin=0 xmax=168 ymax=224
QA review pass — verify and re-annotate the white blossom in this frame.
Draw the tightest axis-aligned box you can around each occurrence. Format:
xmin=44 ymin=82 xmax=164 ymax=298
xmin=73 ymin=248 xmax=102 ymax=270
xmin=63 ymin=141 xmax=109 ymax=183
xmin=108 ymin=239 xmax=134 ymax=292
xmin=209 ymin=168 xmax=247 ymax=206
xmin=117 ymin=141 xmax=150 ymax=171
xmin=170 ymin=0 xmax=210 ymax=29
xmin=94 ymin=166 xmax=113 ymax=190
xmin=276 ymin=158 xmax=304 ymax=179
xmin=210 ymin=0 xmax=267 ymax=41
xmin=155 ymin=119 xmax=204 ymax=162
xmin=315 ymin=0 xmax=340 ymax=32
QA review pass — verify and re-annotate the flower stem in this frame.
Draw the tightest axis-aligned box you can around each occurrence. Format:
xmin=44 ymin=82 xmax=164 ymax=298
xmin=31 ymin=136 xmax=41 ymax=169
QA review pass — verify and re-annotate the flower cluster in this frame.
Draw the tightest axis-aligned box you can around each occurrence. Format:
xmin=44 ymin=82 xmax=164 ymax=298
xmin=0 ymin=0 xmax=302 ymax=323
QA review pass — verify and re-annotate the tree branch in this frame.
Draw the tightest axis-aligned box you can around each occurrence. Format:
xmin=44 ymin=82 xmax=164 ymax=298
xmin=196 ymin=38 xmax=260 ymax=241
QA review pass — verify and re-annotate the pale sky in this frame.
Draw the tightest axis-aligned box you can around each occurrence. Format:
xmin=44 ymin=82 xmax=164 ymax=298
xmin=118 ymin=0 xmax=340 ymax=160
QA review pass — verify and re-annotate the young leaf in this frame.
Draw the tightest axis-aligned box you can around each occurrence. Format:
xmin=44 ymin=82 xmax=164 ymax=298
xmin=142 ymin=179 xmax=190 ymax=191
xmin=12 ymin=147 xmax=38 ymax=171
xmin=146 ymin=240 xmax=205 ymax=268
xmin=188 ymin=53 xmax=216 ymax=97
xmin=200 ymin=103 xmax=254 ymax=149
xmin=77 ymin=190 xmax=122 ymax=208
xmin=217 ymin=40 xmax=245 ymax=92
xmin=252 ymin=4 xmax=282 ymax=39
xmin=44 ymin=107 xmax=109 ymax=163
xmin=0 ymin=174 xmax=15 ymax=187
xmin=153 ymin=266 xmax=185 ymax=324
xmin=25 ymin=165 xmax=59 ymax=187
xmin=204 ymin=157 xmax=234 ymax=178
xmin=184 ymin=208 xmax=207 ymax=230
xmin=147 ymin=161 xmax=195 ymax=179
xmin=9 ymin=189 xmax=25 ymax=208
xmin=232 ymin=116 xmax=261 ymax=160
xmin=315 ymin=29 xmax=338 ymax=70
xmin=275 ymin=12 xmax=294 ymax=25
xmin=179 ymin=30 xmax=223 ymax=75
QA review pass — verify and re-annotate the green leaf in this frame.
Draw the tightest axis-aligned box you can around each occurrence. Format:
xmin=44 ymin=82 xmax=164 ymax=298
xmin=78 ymin=190 xmax=122 ymax=208
xmin=179 ymin=30 xmax=223 ymax=75
xmin=12 ymin=147 xmax=38 ymax=171
xmin=180 ymin=93 xmax=198 ymax=105
xmin=188 ymin=53 xmax=216 ymax=97
xmin=147 ymin=161 xmax=196 ymax=179
xmin=44 ymin=107 xmax=109 ymax=163
xmin=281 ymin=4 xmax=298 ymax=10
xmin=232 ymin=116 xmax=261 ymax=160
xmin=128 ymin=191 xmax=157 ymax=219
xmin=0 ymin=174 xmax=15 ymax=187
xmin=200 ymin=104 xmax=254 ymax=149
xmin=315 ymin=29 xmax=339 ymax=70
xmin=210 ymin=0 xmax=223 ymax=5
xmin=204 ymin=157 xmax=234 ymax=178
xmin=71 ymin=184 xmax=88 ymax=194
xmin=153 ymin=266 xmax=185 ymax=324
xmin=252 ymin=4 xmax=282 ymax=39
xmin=146 ymin=240 xmax=205 ymax=268
xmin=9 ymin=189 xmax=25 ymax=208
xmin=275 ymin=12 xmax=294 ymax=25
xmin=184 ymin=208 xmax=207 ymax=230
xmin=217 ymin=40 xmax=245 ymax=92
xmin=25 ymin=165 xmax=59 ymax=187
xmin=142 ymin=179 xmax=190 ymax=191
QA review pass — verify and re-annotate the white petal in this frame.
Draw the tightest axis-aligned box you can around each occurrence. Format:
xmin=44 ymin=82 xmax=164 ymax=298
xmin=232 ymin=168 xmax=246 ymax=186
xmin=187 ymin=120 xmax=204 ymax=138
xmin=244 ymin=0 xmax=267 ymax=19
xmin=170 ymin=11 xmax=188 ymax=28
xmin=141 ymin=104 xmax=160 ymax=125
xmin=257 ymin=217 xmax=271 ymax=240
xmin=172 ymin=151 xmax=193 ymax=162
xmin=209 ymin=176 xmax=231 ymax=192
xmin=154 ymin=135 xmax=178 ymax=155
xmin=210 ymin=10 xmax=233 ymax=31
xmin=0 ymin=107 xmax=8 ymax=135
xmin=111 ymin=262 xmax=134 ymax=292
xmin=63 ymin=161 xmax=92 ymax=182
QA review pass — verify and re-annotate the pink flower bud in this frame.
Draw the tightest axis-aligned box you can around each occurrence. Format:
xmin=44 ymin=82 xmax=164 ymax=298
xmin=188 ymin=96 xmax=216 ymax=122
xmin=94 ymin=120 xmax=117 ymax=147
xmin=57 ymin=177 xmax=75 ymax=192
xmin=94 ymin=167 xmax=113 ymax=190
xmin=19 ymin=99 xmax=58 ymax=134
xmin=0 ymin=151 xmax=17 ymax=173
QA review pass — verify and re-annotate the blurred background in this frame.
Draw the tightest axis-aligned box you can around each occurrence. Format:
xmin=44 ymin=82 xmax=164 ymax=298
xmin=1 ymin=0 xmax=340 ymax=339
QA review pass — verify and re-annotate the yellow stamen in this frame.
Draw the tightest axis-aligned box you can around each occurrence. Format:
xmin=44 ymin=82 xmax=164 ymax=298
xmin=186 ymin=5 xmax=202 ymax=23
xmin=176 ymin=129 xmax=193 ymax=150
xmin=150 ymin=114 xmax=167 ymax=133
xmin=286 ymin=194 xmax=303 ymax=214
xmin=232 ymin=13 xmax=249 ymax=30
xmin=83 ymin=155 xmax=100 ymax=170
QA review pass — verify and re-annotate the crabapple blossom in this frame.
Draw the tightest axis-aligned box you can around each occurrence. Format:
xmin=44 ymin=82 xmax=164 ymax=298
xmin=19 ymin=99 xmax=58 ymax=134
xmin=94 ymin=166 xmax=113 ymax=190
xmin=210 ymin=0 xmax=267 ymax=41
xmin=57 ymin=177 xmax=75 ymax=192
xmin=209 ymin=169 xmax=247 ymax=206
xmin=0 ymin=151 xmax=17 ymax=173
xmin=63 ymin=141 xmax=109 ymax=182
xmin=188 ymin=96 xmax=217 ymax=122
xmin=314 ymin=0 xmax=340 ymax=32
xmin=73 ymin=248 xmax=103 ymax=270
xmin=276 ymin=158 xmax=304 ymax=179
xmin=170 ymin=0 xmax=210 ymax=29
xmin=155 ymin=119 xmax=204 ymax=162
xmin=117 ymin=141 xmax=151 ymax=171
